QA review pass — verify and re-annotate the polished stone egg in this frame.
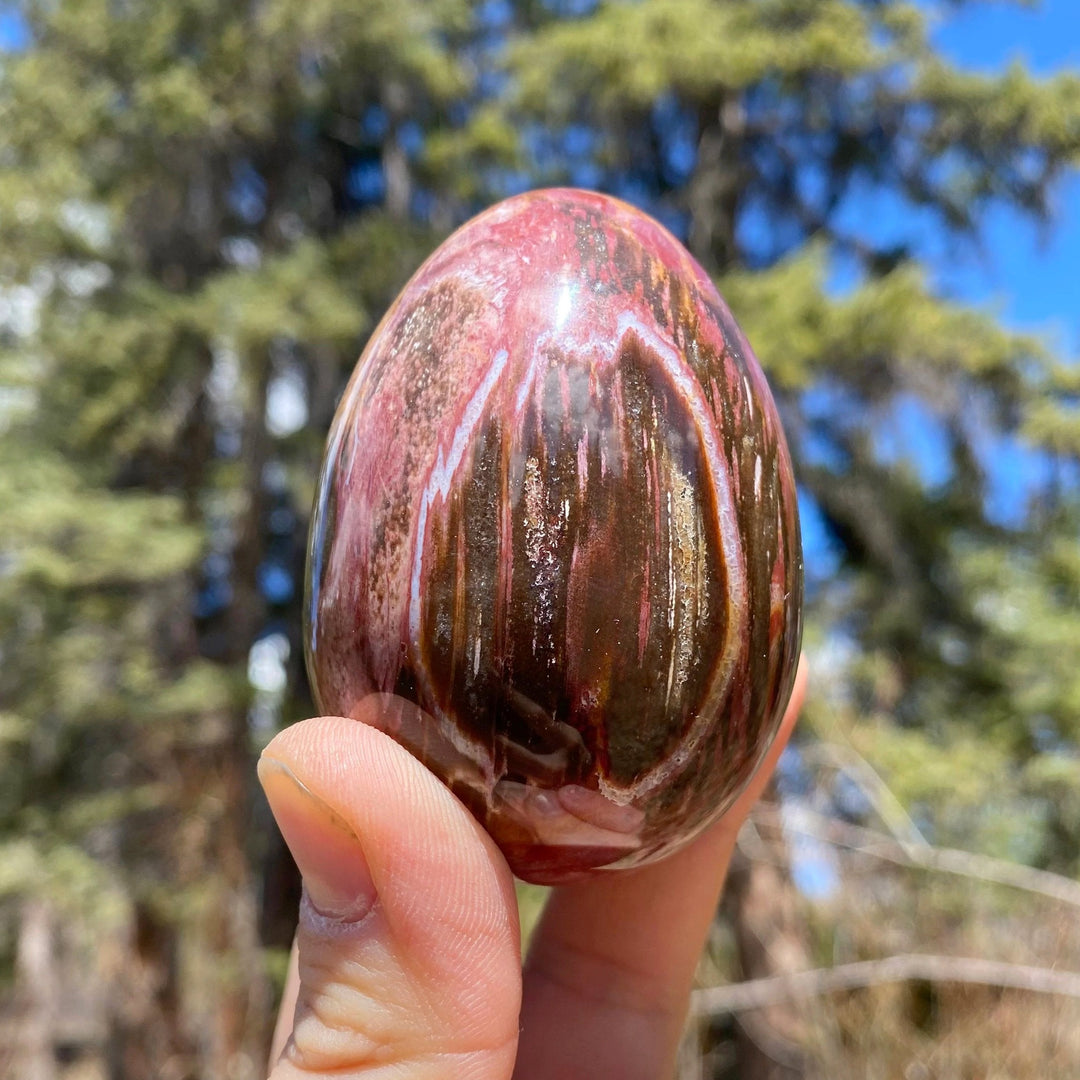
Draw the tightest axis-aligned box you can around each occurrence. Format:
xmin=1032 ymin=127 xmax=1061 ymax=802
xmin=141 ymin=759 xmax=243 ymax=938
xmin=304 ymin=188 xmax=802 ymax=884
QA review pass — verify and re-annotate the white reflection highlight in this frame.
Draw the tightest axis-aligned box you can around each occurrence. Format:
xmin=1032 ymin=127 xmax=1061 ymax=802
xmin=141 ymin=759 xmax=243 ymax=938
xmin=554 ymin=282 xmax=572 ymax=330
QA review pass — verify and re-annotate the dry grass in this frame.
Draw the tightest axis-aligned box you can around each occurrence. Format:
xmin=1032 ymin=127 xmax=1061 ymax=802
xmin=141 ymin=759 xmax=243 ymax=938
xmin=685 ymin=819 xmax=1080 ymax=1079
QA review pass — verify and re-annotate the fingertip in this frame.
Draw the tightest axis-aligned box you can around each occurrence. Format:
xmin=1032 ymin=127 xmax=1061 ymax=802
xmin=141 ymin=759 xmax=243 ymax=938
xmin=774 ymin=649 xmax=809 ymax=753
xmin=258 ymin=753 xmax=377 ymax=922
xmin=262 ymin=710 xmax=520 ymax=959
xmin=790 ymin=650 xmax=809 ymax=717
xmin=262 ymin=711 xmax=523 ymax=1078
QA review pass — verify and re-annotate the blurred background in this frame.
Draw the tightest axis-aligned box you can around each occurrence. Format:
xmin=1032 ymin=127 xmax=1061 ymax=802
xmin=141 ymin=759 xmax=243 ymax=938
xmin=1 ymin=0 xmax=1078 ymax=1077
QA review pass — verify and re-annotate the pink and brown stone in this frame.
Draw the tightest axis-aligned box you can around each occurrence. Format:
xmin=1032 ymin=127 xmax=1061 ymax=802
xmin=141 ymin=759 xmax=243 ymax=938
xmin=304 ymin=188 xmax=802 ymax=884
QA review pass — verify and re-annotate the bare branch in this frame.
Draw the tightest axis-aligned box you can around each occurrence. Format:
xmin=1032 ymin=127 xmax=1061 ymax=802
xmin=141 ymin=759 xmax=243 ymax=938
xmin=772 ymin=803 xmax=1080 ymax=909
xmin=800 ymin=741 xmax=930 ymax=849
xmin=693 ymin=955 xmax=1080 ymax=1016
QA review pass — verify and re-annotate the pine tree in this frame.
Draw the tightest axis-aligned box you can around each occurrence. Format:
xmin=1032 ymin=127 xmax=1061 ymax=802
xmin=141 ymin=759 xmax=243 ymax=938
xmin=0 ymin=1 xmax=489 ymax=1074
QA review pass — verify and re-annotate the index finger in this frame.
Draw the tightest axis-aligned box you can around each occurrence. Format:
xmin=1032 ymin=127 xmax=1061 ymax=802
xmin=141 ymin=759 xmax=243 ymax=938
xmin=514 ymin=655 xmax=808 ymax=1080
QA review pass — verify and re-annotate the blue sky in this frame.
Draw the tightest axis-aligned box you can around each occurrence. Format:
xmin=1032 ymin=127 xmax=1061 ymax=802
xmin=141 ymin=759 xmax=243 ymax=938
xmin=0 ymin=9 xmax=25 ymax=51
xmin=931 ymin=0 xmax=1080 ymax=354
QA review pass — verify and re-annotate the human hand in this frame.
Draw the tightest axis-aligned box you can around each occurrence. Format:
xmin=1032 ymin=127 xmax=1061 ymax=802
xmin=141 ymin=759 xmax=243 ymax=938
xmin=258 ymin=656 xmax=806 ymax=1080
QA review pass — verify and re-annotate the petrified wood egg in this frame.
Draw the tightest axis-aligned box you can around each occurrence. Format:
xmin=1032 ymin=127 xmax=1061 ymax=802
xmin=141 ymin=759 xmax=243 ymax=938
xmin=304 ymin=188 xmax=802 ymax=884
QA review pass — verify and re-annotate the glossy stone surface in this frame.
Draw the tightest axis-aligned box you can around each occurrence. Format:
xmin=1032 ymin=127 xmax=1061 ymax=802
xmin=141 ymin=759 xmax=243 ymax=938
xmin=304 ymin=189 xmax=802 ymax=884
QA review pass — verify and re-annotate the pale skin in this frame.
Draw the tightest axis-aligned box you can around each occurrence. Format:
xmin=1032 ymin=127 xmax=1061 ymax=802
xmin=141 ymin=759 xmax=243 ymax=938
xmin=259 ymin=656 xmax=807 ymax=1080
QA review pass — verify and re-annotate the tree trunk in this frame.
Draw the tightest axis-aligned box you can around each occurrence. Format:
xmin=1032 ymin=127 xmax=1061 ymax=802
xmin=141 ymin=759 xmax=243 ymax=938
xmin=687 ymin=96 xmax=745 ymax=274
xmin=382 ymin=79 xmax=413 ymax=221
xmin=13 ymin=899 xmax=58 ymax=1080
xmin=721 ymin=780 xmax=812 ymax=1080
xmin=104 ymin=901 xmax=194 ymax=1080
xmin=203 ymin=729 xmax=277 ymax=1079
xmin=200 ymin=353 xmax=275 ymax=1077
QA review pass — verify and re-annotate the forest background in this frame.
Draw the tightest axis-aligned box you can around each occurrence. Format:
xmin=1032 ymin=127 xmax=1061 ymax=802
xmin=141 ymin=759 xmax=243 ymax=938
xmin=1 ymin=0 xmax=1079 ymax=1077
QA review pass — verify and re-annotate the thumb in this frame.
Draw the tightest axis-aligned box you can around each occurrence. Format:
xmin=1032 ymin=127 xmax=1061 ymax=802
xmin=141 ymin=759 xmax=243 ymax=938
xmin=258 ymin=708 xmax=522 ymax=1080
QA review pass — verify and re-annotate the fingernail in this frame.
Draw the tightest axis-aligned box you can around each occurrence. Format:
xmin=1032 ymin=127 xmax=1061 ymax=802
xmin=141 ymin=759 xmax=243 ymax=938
xmin=258 ymin=755 xmax=377 ymax=921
